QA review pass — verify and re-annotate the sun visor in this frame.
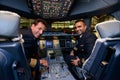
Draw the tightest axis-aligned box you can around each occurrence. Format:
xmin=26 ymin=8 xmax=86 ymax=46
xmin=0 ymin=11 xmax=20 ymax=38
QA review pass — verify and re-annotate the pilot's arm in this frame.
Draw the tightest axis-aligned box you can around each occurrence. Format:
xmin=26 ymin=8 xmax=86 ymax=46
xmin=30 ymin=58 xmax=48 ymax=68
xmin=70 ymin=50 xmax=80 ymax=66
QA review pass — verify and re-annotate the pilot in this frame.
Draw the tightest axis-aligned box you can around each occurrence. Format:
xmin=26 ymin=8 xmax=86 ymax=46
xmin=20 ymin=19 xmax=48 ymax=80
xmin=69 ymin=19 xmax=97 ymax=67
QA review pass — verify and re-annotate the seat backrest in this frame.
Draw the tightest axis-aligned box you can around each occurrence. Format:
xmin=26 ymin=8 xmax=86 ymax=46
xmin=0 ymin=11 xmax=31 ymax=80
xmin=82 ymin=20 xmax=120 ymax=80
xmin=95 ymin=20 xmax=120 ymax=38
xmin=0 ymin=11 xmax=19 ymax=38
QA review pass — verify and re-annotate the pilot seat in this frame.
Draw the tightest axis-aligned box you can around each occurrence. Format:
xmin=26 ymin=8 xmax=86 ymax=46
xmin=75 ymin=20 xmax=120 ymax=80
xmin=0 ymin=11 xmax=31 ymax=80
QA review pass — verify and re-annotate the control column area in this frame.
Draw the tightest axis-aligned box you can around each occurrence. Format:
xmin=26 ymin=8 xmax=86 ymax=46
xmin=39 ymin=32 xmax=78 ymax=80
xmin=40 ymin=54 xmax=76 ymax=80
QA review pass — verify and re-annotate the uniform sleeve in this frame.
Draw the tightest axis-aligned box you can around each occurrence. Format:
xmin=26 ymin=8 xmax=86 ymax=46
xmin=84 ymin=33 xmax=97 ymax=58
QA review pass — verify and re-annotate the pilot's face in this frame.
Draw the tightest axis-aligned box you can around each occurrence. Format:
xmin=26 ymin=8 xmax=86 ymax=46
xmin=74 ymin=21 xmax=86 ymax=35
xmin=31 ymin=22 xmax=46 ymax=38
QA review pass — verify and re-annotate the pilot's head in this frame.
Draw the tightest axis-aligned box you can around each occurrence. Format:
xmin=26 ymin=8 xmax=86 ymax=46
xmin=74 ymin=19 xmax=87 ymax=35
xmin=31 ymin=19 xmax=47 ymax=38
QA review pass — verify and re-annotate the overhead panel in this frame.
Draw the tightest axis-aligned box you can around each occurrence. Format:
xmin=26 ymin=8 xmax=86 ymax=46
xmin=31 ymin=0 xmax=74 ymax=19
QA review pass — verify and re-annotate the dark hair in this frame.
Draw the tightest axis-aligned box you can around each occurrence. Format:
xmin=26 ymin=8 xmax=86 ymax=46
xmin=32 ymin=19 xmax=48 ymax=27
xmin=74 ymin=19 xmax=86 ymax=25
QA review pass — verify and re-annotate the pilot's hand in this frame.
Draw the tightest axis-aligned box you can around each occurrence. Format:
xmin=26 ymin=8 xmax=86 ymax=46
xmin=39 ymin=59 xmax=48 ymax=67
xmin=71 ymin=57 xmax=80 ymax=66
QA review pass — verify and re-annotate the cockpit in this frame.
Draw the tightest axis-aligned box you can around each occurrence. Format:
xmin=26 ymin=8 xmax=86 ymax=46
xmin=0 ymin=0 xmax=120 ymax=80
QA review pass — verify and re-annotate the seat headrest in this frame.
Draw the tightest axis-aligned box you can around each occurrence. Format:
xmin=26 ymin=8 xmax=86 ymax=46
xmin=95 ymin=20 xmax=120 ymax=38
xmin=0 ymin=11 xmax=20 ymax=38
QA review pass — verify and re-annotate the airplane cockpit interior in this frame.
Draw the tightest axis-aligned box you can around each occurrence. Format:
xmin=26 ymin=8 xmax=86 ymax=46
xmin=0 ymin=0 xmax=120 ymax=80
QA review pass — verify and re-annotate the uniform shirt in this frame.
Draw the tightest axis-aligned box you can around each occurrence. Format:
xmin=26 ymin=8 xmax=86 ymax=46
xmin=73 ymin=28 xmax=97 ymax=62
xmin=20 ymin=28 xmax=40 ymax=62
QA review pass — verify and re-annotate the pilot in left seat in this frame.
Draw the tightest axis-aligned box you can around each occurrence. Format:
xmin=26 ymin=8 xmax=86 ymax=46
xmin=20 ymin=19 xmax=48 ymax=80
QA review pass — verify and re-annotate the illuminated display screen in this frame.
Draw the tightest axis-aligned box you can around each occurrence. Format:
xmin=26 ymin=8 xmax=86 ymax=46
xmin=39 ymin=40 xmax=46 ymax=49
xmin=31 ymin=0 xmax=73 ymax=19
xmin=46 ymin=40 xmax=53 ymax=49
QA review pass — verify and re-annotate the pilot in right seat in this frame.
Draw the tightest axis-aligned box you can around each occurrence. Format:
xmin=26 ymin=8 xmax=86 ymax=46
xmin=67 ymin=19 xmax=97 ymax=69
